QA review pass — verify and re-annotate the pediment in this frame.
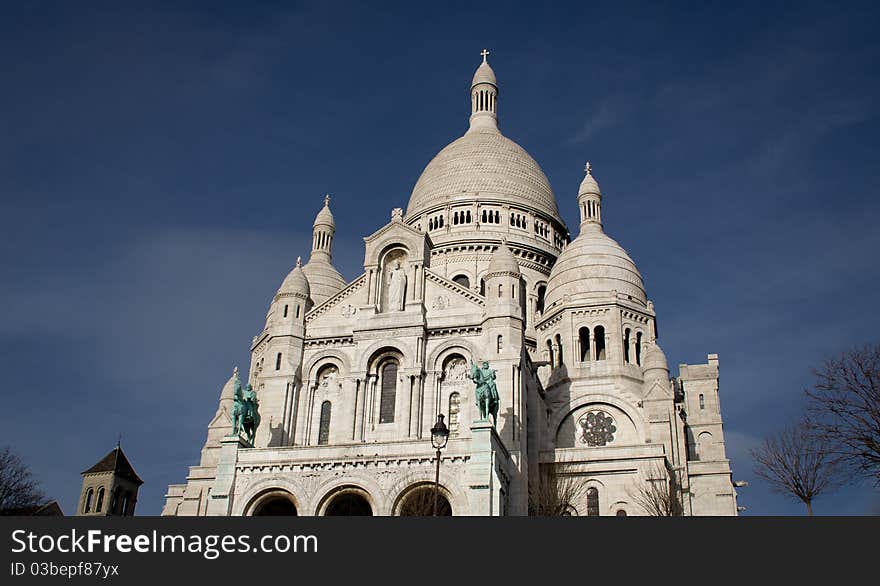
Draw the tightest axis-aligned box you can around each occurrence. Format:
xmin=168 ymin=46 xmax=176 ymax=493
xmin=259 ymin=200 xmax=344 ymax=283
xmin=363 ymin=216 xmax=431 ymax=267
xmin=424 ymin=270 xmax=485 ymax=313
xmin=643 ymin=377 xmax=673 ymax=400
xmin=305 ymin=273 xmax=368 ymax=327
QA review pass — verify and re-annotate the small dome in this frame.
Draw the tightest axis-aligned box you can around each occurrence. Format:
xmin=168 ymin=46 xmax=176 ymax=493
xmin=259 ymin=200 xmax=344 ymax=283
xmin=314 ymin=195 xmax=335 ymax=228
xmin=302 ymin=260 xmax=347 ymax=306
xmin=472 ymin=61 xmax=496 ymax=87
xmin=486 ymin=242 xmax=520 ymax=275
xmin=579 ymin=162 xmax=601 ymax=196
xmin=642 ymin=341 xmax=669 ymax=375
xmin=278 ymin=257 xmax=310 ymax=298
xmin=544 ymin=224 xmax=646 ymax=308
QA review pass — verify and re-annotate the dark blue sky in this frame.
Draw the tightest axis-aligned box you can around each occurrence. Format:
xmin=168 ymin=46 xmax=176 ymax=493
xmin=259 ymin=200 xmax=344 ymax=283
xmin=2 ymin=1 xmax=878 ymax=515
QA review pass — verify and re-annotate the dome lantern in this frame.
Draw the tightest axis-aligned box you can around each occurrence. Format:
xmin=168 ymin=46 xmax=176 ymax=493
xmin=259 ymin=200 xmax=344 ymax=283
xmin=469 ymin=49 xmax=498 ymax=132
xmin=578 ymin=161 xmax=602 ymax=229
xmin=303 ymin=195 xmax=348 ymax=306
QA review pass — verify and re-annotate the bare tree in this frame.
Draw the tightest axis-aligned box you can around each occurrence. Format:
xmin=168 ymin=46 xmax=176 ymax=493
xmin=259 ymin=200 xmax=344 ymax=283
xmin=629 ymin=463 xmax=684 ymax=516
xmin=806 ymin=343 xmax=880 ymax=483
xmin=751 ymin=421 xmax=844 ymax=515
xmin=398 ymin=485 xmax=452 ymax=516
xmin=528 ymin=463 xmax=589 ymax=516
xmin=0 ymin=446 xmax=46 ymax=512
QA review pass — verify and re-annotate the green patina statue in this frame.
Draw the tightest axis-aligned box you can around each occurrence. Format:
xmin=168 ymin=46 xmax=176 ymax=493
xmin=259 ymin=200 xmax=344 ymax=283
xmin=230 ymin=368 xmax=261 ymax=445
xmin=470 ymin=360 xmax=499 ymax=426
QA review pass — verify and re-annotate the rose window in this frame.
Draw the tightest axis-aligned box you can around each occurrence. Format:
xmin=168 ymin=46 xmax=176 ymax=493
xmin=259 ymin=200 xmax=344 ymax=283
xmin=579 ymin=411 xmax=616 ymax=446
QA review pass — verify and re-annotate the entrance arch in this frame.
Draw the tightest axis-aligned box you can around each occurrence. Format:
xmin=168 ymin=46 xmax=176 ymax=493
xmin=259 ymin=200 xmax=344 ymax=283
xmin=395 ymin=484 xmax=452 ymax=516
xmin=248 ymin=491 xmax=298 ymax=516
xmin=320 ymin=487 xmax=374 ymax=516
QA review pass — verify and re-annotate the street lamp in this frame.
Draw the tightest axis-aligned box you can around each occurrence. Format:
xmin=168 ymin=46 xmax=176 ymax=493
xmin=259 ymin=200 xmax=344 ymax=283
xmin=430 ymin=414 xmax=450 ymax=516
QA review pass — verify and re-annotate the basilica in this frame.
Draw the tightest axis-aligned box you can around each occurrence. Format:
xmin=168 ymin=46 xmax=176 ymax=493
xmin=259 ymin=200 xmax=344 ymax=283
xmin=163 ymin=53 xmax=738 ymax=516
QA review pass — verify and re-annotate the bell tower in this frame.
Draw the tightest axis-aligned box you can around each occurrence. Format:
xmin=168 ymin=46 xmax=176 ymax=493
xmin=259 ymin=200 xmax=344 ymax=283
xmin=77 ymin=443 xmax=143 ymax=516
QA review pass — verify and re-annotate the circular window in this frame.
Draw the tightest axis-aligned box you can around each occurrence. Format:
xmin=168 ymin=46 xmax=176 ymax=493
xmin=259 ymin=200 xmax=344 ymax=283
xmin=578 ymin=411 xmax=617 ymax=446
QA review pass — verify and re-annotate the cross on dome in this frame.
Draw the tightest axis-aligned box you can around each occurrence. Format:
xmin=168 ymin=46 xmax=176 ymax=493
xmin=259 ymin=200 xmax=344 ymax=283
xmin=585 ymin=161 xmax=592 ymax=175
xmin=480 ymin=48 xmax=490 ymax=63
xmin=323 ymin=194 xmax=330 ymax=206
xmin=296 ymin=256 xmax=302 ymax=268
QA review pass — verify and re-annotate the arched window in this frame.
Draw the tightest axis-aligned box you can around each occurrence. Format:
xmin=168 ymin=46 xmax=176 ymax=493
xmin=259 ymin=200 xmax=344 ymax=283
xmin=594 ymin=326 xmax=606 ymax=360
xmin=452 ymin=274 xmax=470 ymax=289
xmin=498 ymin=283 xmax=503 ymax=298
xmin=275 ymin=352 xmax=282 ymax=370
xmin=536 ymin=285 xmax=546 ymax=314
xmin=579 ymin=327 xmax=590 ymax=362
xmin=482 ymin=210 xmax=487 ymax=223
xmin=555 ymin=334 xmax=563 ymax=366
xmin=494 ymin=211 xmax=500 ymax=224
xmin=448 ymin=392 xmax=461 ymax=436
xmin=479 ymin=279 xmax=486 ymax=296
xmin=586 ymin=487 xmax=599 ymax=516
xmin=296 ymin=304 xmax=301 ymax=318
xmin=497 ymin=335 xmax=503 ymax=353
xmin=96 ymin=487 xmax=105 ymax=513
xmin=623 ymin=328 xmax=631 ymax=363
xmin=121 ymin=492 xmax=131 ymax=516
xmin=616 ymin=509 xmax=627 ymax=517
xmin=379 ymin=361 xmax=398 ymax=424
xmin=466 ymin=210 xmax=472 ymax=223
xmin=283 ymin=305 xmax=288 ymax=318
xmin=546 ymin=339 xmax=554 ymax=369
xmin=83 ymin=488 xmax=94 ymax=513
xmin=636 ymin=332 xmax=643 ymax=366
xmin=318 ymin=401 xmax=331 ymax=445
xmin=110 ymin=487 xmax=120 ymax=514
xmin=699 ymin=394 xmax=705 ymax=410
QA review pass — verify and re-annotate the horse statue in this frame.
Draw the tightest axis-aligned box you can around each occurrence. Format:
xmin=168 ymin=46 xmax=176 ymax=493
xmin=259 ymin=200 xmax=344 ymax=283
xmin=470 ymin=360 xmax=500 ymax=426
xmin=231 ymin=369 xmax=261 ymax=445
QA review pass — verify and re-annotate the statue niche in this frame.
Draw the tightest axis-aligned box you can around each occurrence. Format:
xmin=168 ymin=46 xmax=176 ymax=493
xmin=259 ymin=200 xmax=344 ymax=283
xmin=382 ymin=250 xmax=408 ymax=312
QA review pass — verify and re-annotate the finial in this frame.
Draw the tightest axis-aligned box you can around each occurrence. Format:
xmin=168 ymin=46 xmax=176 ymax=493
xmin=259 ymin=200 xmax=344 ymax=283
xmin=295 ymin=256 xmax=302 ymax=268
xmin=117 ymin=434 xmax=122 ymax=449
xmin=233 ymin=366 xmax=239 ymax=377
xmin=323 ymin=194 xmax=330 ymax=207
xmin=480 ymin=48 xmax=490 ymax=63
xmin=585 ymin=161 xmax=592 ymax=176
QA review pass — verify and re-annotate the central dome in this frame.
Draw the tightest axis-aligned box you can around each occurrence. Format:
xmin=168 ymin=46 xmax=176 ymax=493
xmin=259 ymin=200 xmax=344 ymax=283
xmin=406 ymin=127 xmax=562 ymax=222
xmin=405 ymin=54 xmax=562 ymax=226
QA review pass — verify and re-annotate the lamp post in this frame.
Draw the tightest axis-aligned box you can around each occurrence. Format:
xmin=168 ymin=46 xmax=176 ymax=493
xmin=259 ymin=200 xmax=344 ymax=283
xmin=430 ymin=413 xmax=450 ymax=516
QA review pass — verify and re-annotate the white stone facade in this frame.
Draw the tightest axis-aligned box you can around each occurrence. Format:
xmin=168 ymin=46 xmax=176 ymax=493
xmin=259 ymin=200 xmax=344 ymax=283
xmin=163 ymin=54 xmax=738 ymax=517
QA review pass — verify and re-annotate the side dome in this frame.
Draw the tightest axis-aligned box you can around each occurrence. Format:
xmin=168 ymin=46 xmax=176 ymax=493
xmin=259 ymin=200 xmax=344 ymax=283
xmin=544 ymin=224 xmax=646 ymax=309
xmin=301 ymin=261 xmax=347 ymax=306
xmin=642 ymin=341 xmax=669 ymax=376
xmin=406 ymin=128 xmax=561 ymax=222
xmin=486 ymin=242 xmax=520 ymax=275
xmin=278 ymin=258 xmax=310 ymax=298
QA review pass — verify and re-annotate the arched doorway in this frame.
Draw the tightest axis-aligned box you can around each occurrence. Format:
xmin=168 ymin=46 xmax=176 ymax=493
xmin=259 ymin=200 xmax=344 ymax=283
xmin=323 ymin=488 xmax=373 ymax=516
xmin=251 ymin=492 xmax=298 ymax=516
xmin=397 ymin=485 xmax=452 ymax=516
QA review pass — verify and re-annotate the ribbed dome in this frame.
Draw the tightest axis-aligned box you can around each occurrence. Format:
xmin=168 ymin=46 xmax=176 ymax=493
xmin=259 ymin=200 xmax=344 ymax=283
xmin=302 ymin=260 xmax=346 ymax=306
xmin=486 ymin=242 xmax=520 ymax=275
xmin=278 ymin=258 xmax=310 ymax=297
xmin=406 ymin=127 xmax=562 ymax=222
xmin=544 ymin=224 xmax=646 ymax=309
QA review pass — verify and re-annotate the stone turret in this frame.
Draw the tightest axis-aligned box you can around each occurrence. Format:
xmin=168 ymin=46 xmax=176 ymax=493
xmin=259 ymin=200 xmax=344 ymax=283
xmin=302 ymin=195 xmax=347 ymax=306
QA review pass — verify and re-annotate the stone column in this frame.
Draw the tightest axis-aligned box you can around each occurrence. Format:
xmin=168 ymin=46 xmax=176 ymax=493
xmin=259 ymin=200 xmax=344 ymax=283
xmin=466 ymin=420 xmax=507 ymax=516
xmin=206 ymin=435 xmax=247 ymax=516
